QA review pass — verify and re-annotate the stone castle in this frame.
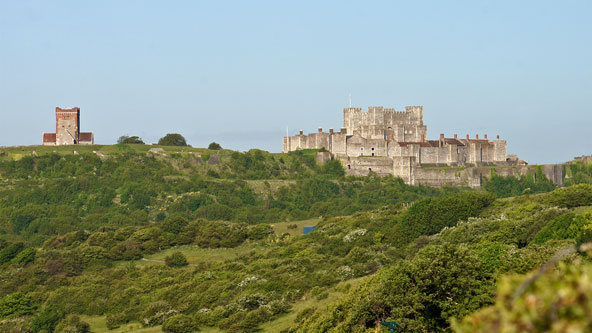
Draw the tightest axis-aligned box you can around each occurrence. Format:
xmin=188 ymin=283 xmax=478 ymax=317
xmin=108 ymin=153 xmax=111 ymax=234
xmin=284 ymin=105 xmax=563 ymax=187
xmin=42 ymin=107 xmax=94 ymax=146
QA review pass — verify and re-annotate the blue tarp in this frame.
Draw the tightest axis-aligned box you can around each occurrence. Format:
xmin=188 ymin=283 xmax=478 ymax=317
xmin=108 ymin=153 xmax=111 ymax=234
xmin=303 ymin=226 xmax=316 ymax=235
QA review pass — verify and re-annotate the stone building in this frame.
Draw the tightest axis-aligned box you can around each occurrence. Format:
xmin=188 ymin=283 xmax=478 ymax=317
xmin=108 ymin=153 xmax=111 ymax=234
xmin=282 ymin=104 xmax=560 ymax=187
xmin=42 ymin=107 xmax=94 ymax=146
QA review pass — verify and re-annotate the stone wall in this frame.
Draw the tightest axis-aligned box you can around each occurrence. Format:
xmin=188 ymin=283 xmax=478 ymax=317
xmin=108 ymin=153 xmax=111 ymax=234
xmin=344 ymin=156 xmax=393 ymax=176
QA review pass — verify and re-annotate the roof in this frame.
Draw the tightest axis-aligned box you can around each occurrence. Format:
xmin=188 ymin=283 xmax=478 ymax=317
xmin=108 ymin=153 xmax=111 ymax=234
xmin=444 ymin=138 xmax=465 ymax=146
xmin=43 ymin=133 xmax=56 ymax=142
xmin=79 ymin=132 xmax=93 ymax=142
xmin=397 ymin=141 xmax=433 ymax=147
xmin=397 ymin=138 xmax=467 ymax=148
xmin=461 ymin=139 xmax=492 ymax=144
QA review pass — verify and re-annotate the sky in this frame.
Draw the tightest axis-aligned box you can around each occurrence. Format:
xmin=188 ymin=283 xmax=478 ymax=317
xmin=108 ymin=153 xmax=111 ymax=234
xmin=0 ymin=0 xmax=590 ymax=164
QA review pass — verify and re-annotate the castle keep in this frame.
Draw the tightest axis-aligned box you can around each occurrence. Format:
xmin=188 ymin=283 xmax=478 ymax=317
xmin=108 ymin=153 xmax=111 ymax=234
xmin=42 ymin=107 xmax=94 ymax=146
xmin=283 ymin=105 xmax=563 ymax=187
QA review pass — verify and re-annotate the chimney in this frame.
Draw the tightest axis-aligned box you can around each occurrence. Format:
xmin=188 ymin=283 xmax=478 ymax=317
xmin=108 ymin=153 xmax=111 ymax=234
xmin=299 ymin=129 xmax=303 ymax=135
xmin=484 ymin=134 xmax=488 ymax=140
xmin=341 ymin=127 xmax=347 ymax=134
xmin=454 ymin=134 xmax=458 ymax=139
xmin=329 ymin=128 xmax=334 ymax=134
xmin=439 ymin=133 xmax=444 ymax=147
xmin=440 ymin=133 xmax=444 ymax=140
xmin=466 ymin=134 xmax=469 ymax=140
xmin=497 ymin=135 xmax=500 ymax=140
xmin=476 ymin=134 xmax=479 ymax=139
xmin=318 ymin=127 xmax=322 ymax=133
xmin=421 ymin=134 xmax=425 ymax=142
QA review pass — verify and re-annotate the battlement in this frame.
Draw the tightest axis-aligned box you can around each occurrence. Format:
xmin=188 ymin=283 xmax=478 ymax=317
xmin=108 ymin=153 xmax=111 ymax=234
xmin=56 ymin=107 xmax=80 ymax=113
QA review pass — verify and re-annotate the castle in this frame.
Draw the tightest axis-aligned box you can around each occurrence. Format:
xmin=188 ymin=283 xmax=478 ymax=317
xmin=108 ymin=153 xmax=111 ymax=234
xmin=42 ymin=107 xmax=94 ymax=146
xmin=283 ymin=105 xmax=562 ymax=187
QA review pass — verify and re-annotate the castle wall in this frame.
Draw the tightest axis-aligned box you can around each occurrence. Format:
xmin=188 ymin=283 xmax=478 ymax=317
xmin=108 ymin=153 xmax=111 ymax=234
xmin=330 ymin=132 xmax=347 ymax=155
xmin=344 ymin=156 xmax=393 ymax=177
xmin=346 ymin=135 xmax=387 ymax=157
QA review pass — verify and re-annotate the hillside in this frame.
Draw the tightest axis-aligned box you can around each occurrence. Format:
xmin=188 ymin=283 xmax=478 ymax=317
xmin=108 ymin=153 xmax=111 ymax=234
xmin=0 ymin=145 xmax=591 ymax=332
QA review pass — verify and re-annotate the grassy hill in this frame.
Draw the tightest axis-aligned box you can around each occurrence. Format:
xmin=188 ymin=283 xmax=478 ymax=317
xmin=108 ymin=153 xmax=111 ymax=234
xmin=0 ymin=144 xmax=591 ymax=332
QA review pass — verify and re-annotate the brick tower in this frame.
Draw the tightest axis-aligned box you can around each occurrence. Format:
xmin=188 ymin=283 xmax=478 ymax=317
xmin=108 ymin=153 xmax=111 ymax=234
xmin=42 ymin=107 xmax=94 ymax=146
xmin=55 ymin=107 xmax=80 ymax=145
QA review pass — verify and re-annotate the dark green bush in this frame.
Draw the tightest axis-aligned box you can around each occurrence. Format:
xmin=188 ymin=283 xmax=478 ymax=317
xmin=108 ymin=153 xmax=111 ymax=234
xmin=162 ymin=314 xmax=198 ymax=333
xmin=399 ymin=192 xmax=495 ymax=244
xmin=165 ymin=252 xmax=188 ymax=267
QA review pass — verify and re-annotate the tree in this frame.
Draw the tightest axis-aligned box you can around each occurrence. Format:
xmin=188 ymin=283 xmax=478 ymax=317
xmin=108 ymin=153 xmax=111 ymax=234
xmin=165 ymin=252 xmax=188 ymax=267
xmin=158 ymin=134 xmax=188 ymax=146
xmin=118 ymin=135 xmax=145 ymax=144
xmin=208 ymin=142 xmax=222 ymax=150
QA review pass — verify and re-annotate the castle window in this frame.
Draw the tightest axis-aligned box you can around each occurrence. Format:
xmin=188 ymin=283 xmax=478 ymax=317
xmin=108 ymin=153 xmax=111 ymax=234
xmin=360 ymin=147 xmax=364 ymax=151
xmin=371 ymin=153 xmax=375 ymax=156
xmin=371 ymin=147 xmax=374 ymax=151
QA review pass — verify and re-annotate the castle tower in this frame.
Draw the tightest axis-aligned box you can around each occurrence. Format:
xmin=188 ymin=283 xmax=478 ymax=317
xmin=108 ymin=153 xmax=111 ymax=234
xmin=55 ymin=107 xmax=80 ymax=145
xmin=42 ymin=106 xmax=94 ymax=146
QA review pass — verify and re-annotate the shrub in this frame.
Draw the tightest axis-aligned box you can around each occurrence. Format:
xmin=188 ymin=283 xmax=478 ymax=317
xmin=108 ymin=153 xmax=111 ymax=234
xmin=195 ymin=222 xmax=248 ymax=248
xmin=247 ymin=224 xmax=274 ymax=240
xmin=11 ymin=247 xmax=35 ymax=265
xmin=399 ymin=192 xmax=495 ymax=245
xmin=55 ymin=314 xmax=90 ymax=333
xmin=162 ymin=314 xmax=198 ymax=333
xmin=547 ymin=184 xmax=592 ymax=208
xmin=117 ymin=136 xmax=145 ymax=144
xmin=165 ymin=252 xmax=188 ymax=267
xmin=322 ymin=160 xmax=345 ymax=178
xmin=208 ymin=142 xmax=222 ymax=150
xmin=161 ymin=216 xmax=189 ymax=234
xmin=0 ymin=292 xmax=36 ymax=318
xmin=533 ymin=213 xmax=592 ymax=244
xmin=158 ymin=133 xmax=188 ymax=146
xmin=32 ymin=305 xmax=65 ymax=333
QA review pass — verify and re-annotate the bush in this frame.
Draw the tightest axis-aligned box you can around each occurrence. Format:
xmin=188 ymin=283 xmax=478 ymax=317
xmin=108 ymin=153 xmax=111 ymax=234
xmin=547 ymin=184 xmax=592 ymax=208
xmin=533 ymin=213 xmax=592 ymax=244
xmin=195 ymin=222 xmax=248 ymax=248
xmin=158 ymin=133 xmax=188 ymax=146
xmin=55 ymin=314 xmax=90 ymax=333
xmin=32 ymin=305 xmax=65 ymax=333
xmin=322 ymin=160 xmax=345 ymax=178
xmin=399 ymin=192 xmax=495 ymax=244
xmin=208 ymin=142 xmax=222 ymax=150
xmin=161 ymin=216 xmax=189 ymax=234
xmin=162 ymin=314 xmax=198 ymax=333
xmin=117 ymin=136 xmax=145 ymax=144
xmin=165 ymin=252 xmax=188 ymax=267
xmin=247 ymin=224 xmax=274 ymax=240
xmin=0 ymin=292 xmax=36 ymax=318
xmin=11 ymin=247 xmax=35 ymax=265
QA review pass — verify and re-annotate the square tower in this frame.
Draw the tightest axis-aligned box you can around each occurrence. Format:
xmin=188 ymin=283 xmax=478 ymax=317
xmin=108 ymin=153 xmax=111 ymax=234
xmin=55 ymin=107 xmax=80 ymax=145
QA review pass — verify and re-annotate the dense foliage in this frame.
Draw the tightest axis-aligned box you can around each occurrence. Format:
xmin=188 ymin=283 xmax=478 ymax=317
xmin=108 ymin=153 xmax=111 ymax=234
xmin=0 ymin=147 xmax=591 ymax=332
xmin=158 ymin=133 xmax=188 ymax=146
xmin=117 ymin=136 xmax=145 ymax=144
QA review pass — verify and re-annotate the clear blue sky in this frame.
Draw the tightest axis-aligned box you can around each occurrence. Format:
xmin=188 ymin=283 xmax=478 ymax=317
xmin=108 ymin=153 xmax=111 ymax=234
xmin=0 ymin=0 xmax=590 ymax=163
